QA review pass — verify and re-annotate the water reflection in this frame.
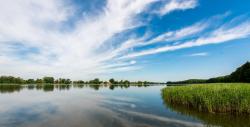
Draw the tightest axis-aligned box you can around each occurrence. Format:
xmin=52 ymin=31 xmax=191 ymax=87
xmin=1 ymin=85 xmax=247 ymax=127
xmin=161 ymin=89 xmax=250 ymax=127
xmin=55 ymin=84 xmax=71 ymax=91
xmin=0 ymin=85 xmax=206 ymax=127
xmin=0 ymin=85 xmax=23 ymax=93
xmin=0 ymin=84 xmax=151 ymax=93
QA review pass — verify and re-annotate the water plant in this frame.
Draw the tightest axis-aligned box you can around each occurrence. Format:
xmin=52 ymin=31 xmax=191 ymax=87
xmin=162 ymin=83 xmax=250 ymax=114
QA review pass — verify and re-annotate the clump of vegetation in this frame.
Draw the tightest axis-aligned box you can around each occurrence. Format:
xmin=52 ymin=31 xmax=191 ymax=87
xmin=162 ymin=83 xmax=250 ymax=114
xmin=54 ymin=78 xmax=72 ymax=84
xmin=0 ymin=76 xmax=26 ymax=84
xmin=0 ymin=76 xmax=72 ymax=85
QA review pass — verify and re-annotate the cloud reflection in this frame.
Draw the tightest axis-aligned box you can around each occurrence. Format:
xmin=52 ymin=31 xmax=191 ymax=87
xmin=0 ymin=85 xmax=205 ymax=127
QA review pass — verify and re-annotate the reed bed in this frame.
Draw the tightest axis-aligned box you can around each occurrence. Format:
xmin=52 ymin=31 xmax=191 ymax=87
xmin=162 ymin=83 xmax=250 ymax=114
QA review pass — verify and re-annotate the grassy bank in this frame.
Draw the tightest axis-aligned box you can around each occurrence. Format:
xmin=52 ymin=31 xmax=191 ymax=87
xmin=162 ymin=83 xmax=250 ymax=114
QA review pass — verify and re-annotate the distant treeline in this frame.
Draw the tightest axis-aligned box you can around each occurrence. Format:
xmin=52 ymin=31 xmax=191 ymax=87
xmin=0 ymin=76 xmax=71 ymax=84
xmin=167 ymin=61 xmax=250 ymax=84
xmin=75 ymin=78 xmax=164 ymax=85
xmin=0 ymin=76 xmax=163 ymax=85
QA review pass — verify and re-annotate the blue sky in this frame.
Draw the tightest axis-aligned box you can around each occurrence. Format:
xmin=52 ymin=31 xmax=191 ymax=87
xmin=0 ymin=0 xmax=250 ymax=82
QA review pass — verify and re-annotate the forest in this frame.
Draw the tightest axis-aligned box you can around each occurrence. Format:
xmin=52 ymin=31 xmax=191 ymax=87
xmin=167 ymin=62 xmax=250 ymax=84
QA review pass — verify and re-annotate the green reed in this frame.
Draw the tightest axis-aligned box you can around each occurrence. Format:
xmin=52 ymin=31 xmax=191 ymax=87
xmin=162 ymin=83 xmax=250 ymax=114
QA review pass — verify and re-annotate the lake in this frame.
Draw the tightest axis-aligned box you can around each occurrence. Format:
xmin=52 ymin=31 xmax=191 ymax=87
xmin=0 ymin=85 xmax=248 ymax=127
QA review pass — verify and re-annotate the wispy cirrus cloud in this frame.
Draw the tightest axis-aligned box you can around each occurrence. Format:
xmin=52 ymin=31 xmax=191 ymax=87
xmin=0 ymin=0 xmax=199 ymax=79
xmin=120 ymin=16 xmax=250 ymax=59
xmin=158 ymin=0 xmax=197 ymax=16
xmin=188 ymin=52 xmax=209 ymax=57
xmin=138 ymin=21 xmax=209 ymax=46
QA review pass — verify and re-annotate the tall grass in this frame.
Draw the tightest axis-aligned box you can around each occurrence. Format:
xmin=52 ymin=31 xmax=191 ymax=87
xmin=162 ymin=83 xmax=250 ymax=114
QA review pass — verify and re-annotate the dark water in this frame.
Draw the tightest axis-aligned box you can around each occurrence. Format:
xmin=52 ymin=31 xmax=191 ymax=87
xmin=0 ymin=85 xmax=248 ymax=127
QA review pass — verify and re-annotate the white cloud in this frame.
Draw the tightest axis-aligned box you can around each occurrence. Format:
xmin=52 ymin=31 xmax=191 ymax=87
xmin=159 ymin=0 xmax=197 ymax=16
xmin=139 ymin=21 xmax=208 ymax=46
xmin=1 ymin=0 xmax=197 ymax=79
xmin=120 ymin=17 xmax=250 ymax=59
xmin=102 ymin=20 xmax=208 ymax=60
xmin=3 ymin=0 xmax=248 ymax=80
xmin=188 ymin=52 xmax=209 ymax=57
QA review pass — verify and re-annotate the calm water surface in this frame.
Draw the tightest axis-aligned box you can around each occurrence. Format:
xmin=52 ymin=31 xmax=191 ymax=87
xmin=0 ymin=85 xmax=248 ymax=127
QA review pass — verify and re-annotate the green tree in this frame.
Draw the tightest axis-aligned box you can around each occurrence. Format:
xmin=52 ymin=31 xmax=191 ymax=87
xmin=109 ymin=78 xmax=115 ymax=84
xmin=36 ymin=79 xmax=43 ymax=84
xmin=73 ymin=80 xmax=85 ymax=84
xmin=0 ymin=76 xmax=25 ymax=84
xmin=124 ymin=80 xmax=130 ymax=84
xmin=43 ymin=77 xmax=54 ymax=84
xmin=230 ymin=61 xmax=250 ymax=82
xmin=89 ymin=78 xmax=100 ymax=84
xmin=26 ymin=79 xmax=35 ymax=84
xmin=65 ymin=79 xmax=72 ymax=84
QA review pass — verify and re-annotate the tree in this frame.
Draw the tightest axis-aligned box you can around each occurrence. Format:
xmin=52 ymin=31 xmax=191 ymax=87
xmin=89 ymin=78 xmax=100 ymax=84
xmin=73 ymin=80 xmax=85 ymax=84
xmin=0 ymin=76 xmax=25 ymax=84
xmin=65 ymin=79 xmax=72 ymax=84
xmin=36 ymin=79 xmax=43 ymax=84
xmin=43 ymin=77 xmax=54 ymax=84
xmin=109 ymin=78 xmax=115 ymax=84
xmin=167 ymin=61 xmax=250 ymax=84
xmin=26 ymin=79 xmax=35 ymax=84
xmin=124 ymin=80 xmax=130 ymax=84
xmin=230 ymin=62 xmax=250 ymax=82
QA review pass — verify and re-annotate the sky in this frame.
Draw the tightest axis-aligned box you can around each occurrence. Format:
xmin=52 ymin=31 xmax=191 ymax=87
xmin=0 ymin=0 xmax=250 ymax=82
